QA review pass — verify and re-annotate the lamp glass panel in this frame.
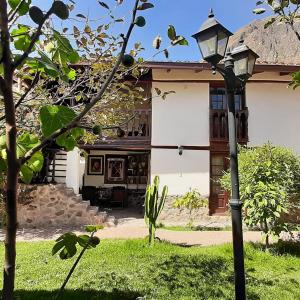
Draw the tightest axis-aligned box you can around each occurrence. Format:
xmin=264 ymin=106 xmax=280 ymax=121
xmin=217 ymin=30 xmax=229 ymax=58
xmin=234 ymin=55 xmax=248 ymax=77
xmin=197 ymin=30 xmax=217 ymax=59
xmin=247 ymin=54 xmax=256 ymax=76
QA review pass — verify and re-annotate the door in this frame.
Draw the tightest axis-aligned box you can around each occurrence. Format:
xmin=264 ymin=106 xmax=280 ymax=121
xmin=209 ymin=153 xmax=229 ymax=215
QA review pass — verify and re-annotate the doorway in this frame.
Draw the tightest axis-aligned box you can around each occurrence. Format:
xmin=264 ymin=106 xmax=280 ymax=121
xmin=209 ymin=153 xmax=229 ymax=215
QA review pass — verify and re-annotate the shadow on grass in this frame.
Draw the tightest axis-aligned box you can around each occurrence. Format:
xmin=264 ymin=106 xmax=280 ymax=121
xmin=154 ymin=254 xmax=232 ymax=299
xmin=249 ymin=240 xmax=300 ymax=257
xmin=14 ymin=289 xmax=141 ymax=300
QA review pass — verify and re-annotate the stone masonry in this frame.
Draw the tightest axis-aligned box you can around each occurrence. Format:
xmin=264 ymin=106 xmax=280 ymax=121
xmin=18 ymin=184 xmax=106 ymax=228
xmin=158 ymin=196 xmax=231 ymax=228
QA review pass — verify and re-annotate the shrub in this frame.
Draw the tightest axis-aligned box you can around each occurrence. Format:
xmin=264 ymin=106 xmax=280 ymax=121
xmin=173 ymin=189 xmax=208 ymax=228
xmin=220 ymin=143 xmax=300 ymax=248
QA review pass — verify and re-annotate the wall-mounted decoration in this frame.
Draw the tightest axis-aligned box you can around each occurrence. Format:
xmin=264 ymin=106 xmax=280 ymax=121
xmin=87 ymin=155 xmax=104 ymax=175
xmin=105 ymin=155 xmax=127 ymax=184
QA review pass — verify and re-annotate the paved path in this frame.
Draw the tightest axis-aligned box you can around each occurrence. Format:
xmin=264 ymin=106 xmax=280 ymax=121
xmin=0 ymin=225 xmax=263 ymax=246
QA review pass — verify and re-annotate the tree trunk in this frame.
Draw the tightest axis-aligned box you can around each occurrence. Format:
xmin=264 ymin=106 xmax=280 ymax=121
xmin=0 ymin=1 xmax=19 ymax=299
xmin=263 ymin=220 xmax=270 ymax=250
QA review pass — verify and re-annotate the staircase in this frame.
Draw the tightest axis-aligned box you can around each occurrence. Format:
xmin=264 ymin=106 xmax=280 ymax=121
xmin=47 ymin=151 xmax=67 ymax=184
xmin=18 ymin=184 xmax=115 ymax=228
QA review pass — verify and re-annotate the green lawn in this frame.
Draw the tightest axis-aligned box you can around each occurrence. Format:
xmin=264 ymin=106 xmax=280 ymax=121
xmin=0 ymin=239 xmax=299 ymax=300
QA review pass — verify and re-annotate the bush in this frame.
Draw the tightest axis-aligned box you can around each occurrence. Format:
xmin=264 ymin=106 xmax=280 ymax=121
xmin=220 ymin=143 xmax=300 ymax=248
xmin=173 ymin=189 xmax=208 ymax=228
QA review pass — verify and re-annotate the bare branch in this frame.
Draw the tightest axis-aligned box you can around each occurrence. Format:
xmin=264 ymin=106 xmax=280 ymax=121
xmin=21 ymin=0 xmax=141 ymax=165
xmin=0 ymin=72 xmax=39 ymax=122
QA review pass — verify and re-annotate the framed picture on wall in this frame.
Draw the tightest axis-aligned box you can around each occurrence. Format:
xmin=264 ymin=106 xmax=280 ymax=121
xmin=87 ymin=155 xmax=104 ymax=175
xmin=105 ymin=155 xmax=127 ymax=183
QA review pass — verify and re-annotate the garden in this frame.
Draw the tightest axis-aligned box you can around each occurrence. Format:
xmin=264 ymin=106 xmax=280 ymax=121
xmin=0 ymin=239 xmax=300 ymax=300
xmin=1 ymin=0 xmax=300 ymax=299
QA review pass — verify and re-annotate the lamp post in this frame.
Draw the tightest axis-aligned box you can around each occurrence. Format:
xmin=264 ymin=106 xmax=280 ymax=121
xmin=192 ymin=10 xmax=259 ymax=300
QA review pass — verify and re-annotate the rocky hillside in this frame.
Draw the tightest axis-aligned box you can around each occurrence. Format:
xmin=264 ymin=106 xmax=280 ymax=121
xmin=229 ymin=18 xmax=300 ymax=65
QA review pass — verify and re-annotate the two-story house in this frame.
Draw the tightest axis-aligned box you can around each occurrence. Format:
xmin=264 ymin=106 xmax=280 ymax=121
xmin=61 ymin=18 xmax=300 ymax=216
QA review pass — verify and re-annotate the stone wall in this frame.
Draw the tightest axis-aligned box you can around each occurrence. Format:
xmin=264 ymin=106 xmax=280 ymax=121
xmin=158 ymin=196 xmax=231 ymax=227
xmin=18 ymin=184 xmax=105 ymax=228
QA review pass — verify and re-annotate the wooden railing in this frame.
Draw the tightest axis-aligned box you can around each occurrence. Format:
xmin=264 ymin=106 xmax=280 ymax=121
xmin=210 ymin=109 xmax=248 ymax=143
xmin=122 ymin=109 xmax=151 ymax=139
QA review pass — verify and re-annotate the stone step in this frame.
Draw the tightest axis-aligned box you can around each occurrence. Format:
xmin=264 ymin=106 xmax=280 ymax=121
xmin=88 ymin=207 xmax=99 ymax=216
xmin=105 ymin=215 xmax=117 ymax=227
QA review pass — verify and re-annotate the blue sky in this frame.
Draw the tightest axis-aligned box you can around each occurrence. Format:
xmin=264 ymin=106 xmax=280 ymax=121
xmin=30 ymin=0 xmax=267 ymax=62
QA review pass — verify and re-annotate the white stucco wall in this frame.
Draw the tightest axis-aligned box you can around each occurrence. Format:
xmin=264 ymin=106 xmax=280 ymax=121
xmin=66 ymin=147 xmax=84 ymax=194
xmin=151 ymin=149 xmax=210 ymax=196
xmin=247 ymin=82 xmax=300 ymax=153
xmin=151 ymin=81 xmax=210 ymax=196
xmin=152 ymin=82 xmax=210 ymax=146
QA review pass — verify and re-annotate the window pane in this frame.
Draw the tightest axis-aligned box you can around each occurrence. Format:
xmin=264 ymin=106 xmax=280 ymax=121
xmin=217 ymin=30 xmax=229 ymax=57
xmin=198 ymin=31 xmax=217 ymax=58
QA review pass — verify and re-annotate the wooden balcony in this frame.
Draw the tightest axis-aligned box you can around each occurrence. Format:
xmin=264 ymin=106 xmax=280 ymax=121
xmin=121 ymin=109 xmax=151 ymax=140
xmin=210 ymin=109 xmax=248 ymax=143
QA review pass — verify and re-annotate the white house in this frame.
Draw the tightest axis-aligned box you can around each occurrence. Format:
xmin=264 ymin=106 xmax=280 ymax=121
xmin=62 ymin=19 xmax=300 ymax=216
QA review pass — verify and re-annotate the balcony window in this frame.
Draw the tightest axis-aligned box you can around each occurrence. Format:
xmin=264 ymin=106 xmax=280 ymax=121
xmin=210 ymin=87 xmax=245 ymax=111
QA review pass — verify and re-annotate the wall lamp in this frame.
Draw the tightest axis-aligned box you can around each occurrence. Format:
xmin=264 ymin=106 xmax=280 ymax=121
xmin=178 ymin=146 xmax=183 ymax=156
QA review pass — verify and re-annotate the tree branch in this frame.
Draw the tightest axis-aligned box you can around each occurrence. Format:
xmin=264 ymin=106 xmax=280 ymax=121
xmin=12 ymin=8 xmax=53 ymax=70
xmin=8 ymin=0 xmax=26 ymax=23
xmin=20 ymin=0 xmax=140 ymax=165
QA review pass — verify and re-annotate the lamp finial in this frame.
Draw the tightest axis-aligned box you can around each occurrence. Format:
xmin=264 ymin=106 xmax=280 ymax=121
xmin=208 ymin=8 xmax=214 ymax=18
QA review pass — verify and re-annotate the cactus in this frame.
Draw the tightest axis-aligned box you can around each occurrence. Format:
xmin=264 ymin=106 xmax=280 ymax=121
xmin=144 ymin=176 xmax=168 ymax=246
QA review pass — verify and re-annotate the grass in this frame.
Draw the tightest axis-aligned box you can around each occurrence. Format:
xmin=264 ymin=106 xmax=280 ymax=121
xmin=0 ymin=239 xmax=300 ymax=299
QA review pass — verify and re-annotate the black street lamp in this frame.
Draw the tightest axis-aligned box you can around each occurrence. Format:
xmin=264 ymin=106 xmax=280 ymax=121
xmin=192 ymin=10 xmax=259 ymax=300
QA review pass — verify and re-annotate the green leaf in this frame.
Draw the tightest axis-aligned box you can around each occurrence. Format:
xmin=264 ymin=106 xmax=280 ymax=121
xmin=16 ymin=133 xmax=40 ymax=158
xmin=12 ymin=25 xmax=32 ymax=51
xmin=40 ymin=105 xmax=76 ymax=137
xmin=168 ymin=25 xmax=177 ymax=41
xmin=27 ymin=151 xmax=44 ymax=172
xmin=172 ymin=36 xmax=189 ymax=46
xmin=14 ymin=36 xmax=32 ymax=51
xmin=67 ymin=69 xmax=76 ymax=81
xmin=8 ymin=0 xmax=31 ymax=16
xmin=0 ymin=136 xmax=6 ymax=150
xmin=56 ymin=134 xmax=76 ymax=151
xmin=85 ymin=225 xmax=104 ymax=233
xmin=56 ymin=128 xmax=84 ymax=151
xmin=274 ymin=211 xmax=280 ymax=218
xmin=20 ymin=165 xmax=33 ymax=184
xmin=70 ymin=128 xmax=85 ymax=139
xmin=52 ymin=240 xmax=65 ymax=255
xmin=54 ymin=232 xmax=78 ymax=259
xmin=77 ymin=234 xmax=92 ymax=248
xmin=0 ymin=159 xmax=7 ymax=172
xmin=53 ymin=30 xmax=79 ymax=62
